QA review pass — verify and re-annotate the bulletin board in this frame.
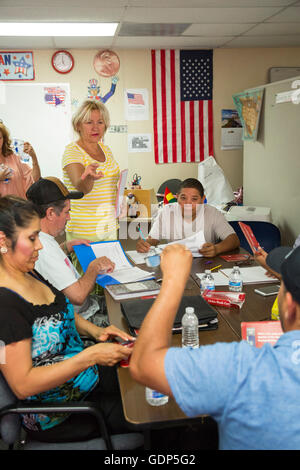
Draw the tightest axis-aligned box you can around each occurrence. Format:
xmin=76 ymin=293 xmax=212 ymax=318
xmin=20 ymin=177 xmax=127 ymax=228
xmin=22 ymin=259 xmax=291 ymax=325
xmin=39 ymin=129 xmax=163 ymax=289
xmin=0 ymin=82 xmax=72 ymax=179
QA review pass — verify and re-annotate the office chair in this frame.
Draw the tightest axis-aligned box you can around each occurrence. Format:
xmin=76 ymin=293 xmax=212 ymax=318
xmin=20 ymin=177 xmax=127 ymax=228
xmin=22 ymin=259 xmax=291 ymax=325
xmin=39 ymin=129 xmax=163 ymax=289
xmin=229 ymin=221 xmax=281 ymax=254
xmin=156 ymin=179 xmax=182 ymax=203
xmin=0 ymin=372 xmax=144 ymax=450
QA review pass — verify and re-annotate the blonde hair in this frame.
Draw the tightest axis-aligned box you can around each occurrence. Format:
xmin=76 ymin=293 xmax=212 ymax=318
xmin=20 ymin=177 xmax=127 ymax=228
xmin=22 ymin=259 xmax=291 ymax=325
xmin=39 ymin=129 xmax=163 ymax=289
xmin=0 ymin=122 xmax=13 ymax=157
xmin=72 ymin=100 xmax=110 ymax=136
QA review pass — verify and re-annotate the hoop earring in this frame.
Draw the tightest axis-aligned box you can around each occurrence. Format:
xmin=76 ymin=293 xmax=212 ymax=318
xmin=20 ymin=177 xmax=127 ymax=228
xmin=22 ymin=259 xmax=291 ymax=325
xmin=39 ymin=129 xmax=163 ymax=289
xmin=0 ymin=246 xmax=7 ymax=254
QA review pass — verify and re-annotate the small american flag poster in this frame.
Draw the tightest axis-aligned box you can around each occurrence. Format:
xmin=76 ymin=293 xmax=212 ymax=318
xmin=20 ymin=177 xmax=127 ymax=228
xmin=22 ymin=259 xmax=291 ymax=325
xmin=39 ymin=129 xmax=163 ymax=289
xmin=125 ymin=88 xmax=148 ymax=121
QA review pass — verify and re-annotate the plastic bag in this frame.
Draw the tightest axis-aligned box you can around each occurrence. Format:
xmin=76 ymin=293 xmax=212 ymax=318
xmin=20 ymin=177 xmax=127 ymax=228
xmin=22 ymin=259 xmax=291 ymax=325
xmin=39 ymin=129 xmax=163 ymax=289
xmin=271 ymin=296 xmax=279 ymax=320
xmin=203 ymin=290 xmax=246 ymax=309
xmin=197 ymin=156 xmax=234 ymax=206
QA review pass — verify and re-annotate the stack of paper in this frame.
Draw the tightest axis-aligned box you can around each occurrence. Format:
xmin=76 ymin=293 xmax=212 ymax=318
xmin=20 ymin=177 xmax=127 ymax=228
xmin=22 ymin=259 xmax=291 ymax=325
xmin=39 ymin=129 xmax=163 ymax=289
xmin=220 ymin=266 xmax=277 ymax=284
xmin=196 ymin=265 xmax=279 ymax=287
xmin=73 ymin=240 xmax=154 ymax=287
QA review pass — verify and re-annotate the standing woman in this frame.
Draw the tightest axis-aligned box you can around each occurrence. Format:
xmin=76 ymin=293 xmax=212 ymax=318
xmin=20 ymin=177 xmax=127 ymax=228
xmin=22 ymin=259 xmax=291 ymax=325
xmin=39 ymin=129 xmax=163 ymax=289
xmin=0 ymin=122 xmax=41 ymax=198
xmin=62 ymin=100 xmax=120 ymax=252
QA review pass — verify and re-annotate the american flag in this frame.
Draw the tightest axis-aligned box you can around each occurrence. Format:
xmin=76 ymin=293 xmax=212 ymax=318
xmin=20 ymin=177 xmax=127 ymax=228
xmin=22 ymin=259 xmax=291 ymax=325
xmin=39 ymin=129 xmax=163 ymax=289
xmin=127 ymin=92 xmax=144 ymax=105
xmin=44 ymin=87 xmax=66 ymax=106
xmin=151 ymin=49 xmax=213 ymax=164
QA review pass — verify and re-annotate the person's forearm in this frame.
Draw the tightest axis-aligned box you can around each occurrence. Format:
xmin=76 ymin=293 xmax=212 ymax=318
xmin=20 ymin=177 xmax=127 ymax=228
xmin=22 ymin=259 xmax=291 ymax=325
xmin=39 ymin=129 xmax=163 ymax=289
xmin=74 ymin=312 xmax=104 ymax=340
xmin=215 ymin=233 xmax=240 ymax=255
xmin=62 ymin=265 xmax=99 ymax=305
xmin=72 ymin=175 xmax=94 ymax=194
xmin=7 ymin=347 xmax=96 ymax=399
xmin=130 ymin=277 xmax=184 ymax=379
xmin=31 ymin=156 xmax=41 ymax=181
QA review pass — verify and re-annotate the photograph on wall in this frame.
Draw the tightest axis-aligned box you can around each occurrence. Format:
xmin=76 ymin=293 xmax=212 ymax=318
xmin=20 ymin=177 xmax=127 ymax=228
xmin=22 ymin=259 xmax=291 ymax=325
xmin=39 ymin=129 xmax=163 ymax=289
xmin=232 ymin=88 xmax=264 ymax=142
xmin=0 ymin=51 xmax=35 ymax=80
xmin=221 ymin=109 xmax=243 ymax=150
xmin=128 ymin=133 xmax=152 ymax=153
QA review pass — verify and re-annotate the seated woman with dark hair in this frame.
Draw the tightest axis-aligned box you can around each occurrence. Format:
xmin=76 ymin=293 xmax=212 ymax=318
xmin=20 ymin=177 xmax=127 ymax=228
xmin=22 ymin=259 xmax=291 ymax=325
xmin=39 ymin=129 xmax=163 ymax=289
xmin=0 ymin=196 xmax=134 ymax=442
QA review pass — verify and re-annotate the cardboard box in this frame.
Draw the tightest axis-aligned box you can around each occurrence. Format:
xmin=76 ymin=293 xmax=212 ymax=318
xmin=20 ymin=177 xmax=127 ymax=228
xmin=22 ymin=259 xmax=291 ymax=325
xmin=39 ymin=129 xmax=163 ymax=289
xmin=124 ymin=188 xmax=156 ymax=218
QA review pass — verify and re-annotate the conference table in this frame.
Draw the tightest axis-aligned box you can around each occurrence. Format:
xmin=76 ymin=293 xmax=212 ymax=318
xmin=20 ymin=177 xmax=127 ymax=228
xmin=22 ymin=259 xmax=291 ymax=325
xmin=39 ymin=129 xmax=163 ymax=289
xmin=104 ymin=247 xmax=279 ymax=447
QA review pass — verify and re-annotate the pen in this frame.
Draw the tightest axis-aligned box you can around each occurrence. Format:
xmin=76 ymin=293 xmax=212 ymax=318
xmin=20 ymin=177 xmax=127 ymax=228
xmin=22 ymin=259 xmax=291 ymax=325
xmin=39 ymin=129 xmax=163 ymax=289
xmin=210 ymin=264 xmax=222 ymax=272
xmin=138 ymin=225 xmax=147 ymax=241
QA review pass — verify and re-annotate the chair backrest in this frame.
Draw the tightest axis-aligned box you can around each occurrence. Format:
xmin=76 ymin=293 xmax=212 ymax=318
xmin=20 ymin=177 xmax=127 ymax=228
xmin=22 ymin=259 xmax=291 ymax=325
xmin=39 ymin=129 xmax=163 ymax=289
xmin=0 ymin=372 xmax=21 ymax=445
xmin=229 ymin=221 xmax=281 ymax=254
xmin=156 ymin=179 xmax=182 ymax=203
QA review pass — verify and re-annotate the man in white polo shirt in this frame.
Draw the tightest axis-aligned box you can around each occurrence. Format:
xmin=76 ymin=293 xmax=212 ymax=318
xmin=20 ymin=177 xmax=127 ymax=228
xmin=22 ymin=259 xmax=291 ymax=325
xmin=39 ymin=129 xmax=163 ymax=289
xmin=26 ymin=177 xmax=115 ymax=327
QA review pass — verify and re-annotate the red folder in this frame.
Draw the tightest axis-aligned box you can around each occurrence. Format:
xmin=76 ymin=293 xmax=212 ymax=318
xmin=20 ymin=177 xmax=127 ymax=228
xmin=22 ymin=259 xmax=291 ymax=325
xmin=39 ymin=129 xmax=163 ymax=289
xmin=238 ymin=222 xmax=260 ymax=254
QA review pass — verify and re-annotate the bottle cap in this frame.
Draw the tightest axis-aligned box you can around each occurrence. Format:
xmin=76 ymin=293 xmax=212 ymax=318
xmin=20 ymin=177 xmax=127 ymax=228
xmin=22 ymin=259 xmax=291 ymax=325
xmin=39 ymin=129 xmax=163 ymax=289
xmin=185 ymin=307 xmax=195 ymax=314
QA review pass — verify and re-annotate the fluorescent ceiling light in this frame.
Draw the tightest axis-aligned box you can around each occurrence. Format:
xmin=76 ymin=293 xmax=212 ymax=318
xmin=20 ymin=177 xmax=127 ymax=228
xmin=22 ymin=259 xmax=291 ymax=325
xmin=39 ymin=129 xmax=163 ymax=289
xmin=0 ymin=23 xmax=118 ymax=36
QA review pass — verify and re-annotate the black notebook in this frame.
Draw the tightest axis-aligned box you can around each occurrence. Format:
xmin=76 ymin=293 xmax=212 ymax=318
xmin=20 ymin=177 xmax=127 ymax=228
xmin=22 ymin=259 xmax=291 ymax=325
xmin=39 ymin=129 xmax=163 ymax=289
xmin=120 ymin=295 xmax=218 ymax=336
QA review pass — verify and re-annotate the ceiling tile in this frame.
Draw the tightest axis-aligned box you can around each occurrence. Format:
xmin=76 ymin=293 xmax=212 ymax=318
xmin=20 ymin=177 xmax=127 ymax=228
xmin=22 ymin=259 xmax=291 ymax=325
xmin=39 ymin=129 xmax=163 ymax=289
xmin=128 ymin=0 xmax=295 ymax=6
xmin=53 ymin=37 xmax=114 ymax=49
xmin=183 ymin=23 xmax=256 ymax=36
xmin=114 ymin=35 xmax=232 ymax=48
xmin=124 ymin=7 xmax=284 ymax=23
xmin=0 ymin=36 xmax=54 ymax=48
xmin=224 ymin=34 xmax=300 ymax=47
xmin=244 ymin=22 xmax=300 ymax=35
xmin=266 ymin=6 xmax=300 ymax=21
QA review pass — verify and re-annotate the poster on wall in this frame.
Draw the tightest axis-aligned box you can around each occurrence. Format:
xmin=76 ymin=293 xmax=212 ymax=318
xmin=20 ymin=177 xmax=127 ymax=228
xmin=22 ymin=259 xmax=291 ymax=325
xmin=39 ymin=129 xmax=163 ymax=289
xmin=0 ymin=51 xmax=35 ymax=80
xmin=124 ymin=89 xmax=149 ymax=121
xmin=232 ymin=88 xmax=264 ymax=142
xmin=128 ymin=133 xmax=152 ymax=153
xmin=221 ymin=109 xmax=243 ymax=150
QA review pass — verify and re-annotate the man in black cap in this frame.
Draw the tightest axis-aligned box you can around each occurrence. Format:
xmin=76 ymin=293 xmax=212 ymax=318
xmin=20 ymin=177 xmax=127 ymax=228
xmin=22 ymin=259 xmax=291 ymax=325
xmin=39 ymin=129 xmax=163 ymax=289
xmin=130 ymin=243 xmax=300 ymax=450
xmin=26 ymin=177 xmax=115 ymax=327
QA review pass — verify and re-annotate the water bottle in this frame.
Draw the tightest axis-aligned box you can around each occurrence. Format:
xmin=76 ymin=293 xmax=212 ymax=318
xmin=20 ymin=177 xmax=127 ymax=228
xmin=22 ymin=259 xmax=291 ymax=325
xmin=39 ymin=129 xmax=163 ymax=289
xmin=0 ymin=164 xmax=13 ymax=184
xmin=145 ymin=387 xmax=169 ymax=406
xmin=200 ymin=270 xmax=215 ymax=293
xmin=229 ymin=266 xmax=243 ymax=292
xmin=181 ymin=307 xmax=199 ymax=349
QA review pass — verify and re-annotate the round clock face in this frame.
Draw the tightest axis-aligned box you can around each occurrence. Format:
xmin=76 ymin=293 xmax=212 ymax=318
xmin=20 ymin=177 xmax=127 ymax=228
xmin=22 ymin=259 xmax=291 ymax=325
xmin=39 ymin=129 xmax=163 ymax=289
xmin=51 ymin=50 xmax=74 ymax=74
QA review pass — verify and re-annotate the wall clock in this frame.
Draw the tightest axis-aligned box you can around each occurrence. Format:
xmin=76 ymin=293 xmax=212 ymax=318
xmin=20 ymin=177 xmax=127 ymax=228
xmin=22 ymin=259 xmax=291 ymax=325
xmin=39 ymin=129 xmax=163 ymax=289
xmin=51 ymin=50 xmax=74 ymax=74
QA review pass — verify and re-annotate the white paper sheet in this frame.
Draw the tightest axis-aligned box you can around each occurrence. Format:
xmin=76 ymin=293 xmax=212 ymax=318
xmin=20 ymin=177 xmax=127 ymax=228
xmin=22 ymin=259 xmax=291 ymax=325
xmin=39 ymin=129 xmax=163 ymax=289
xmin=92 ymin=242 xmax=153 ymax=282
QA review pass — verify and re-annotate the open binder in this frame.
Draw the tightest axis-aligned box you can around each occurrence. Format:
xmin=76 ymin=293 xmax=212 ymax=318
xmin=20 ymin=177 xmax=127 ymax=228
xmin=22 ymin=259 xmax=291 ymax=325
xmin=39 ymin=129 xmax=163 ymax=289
xmin=120 ymin=295 xmax=218 ymax=336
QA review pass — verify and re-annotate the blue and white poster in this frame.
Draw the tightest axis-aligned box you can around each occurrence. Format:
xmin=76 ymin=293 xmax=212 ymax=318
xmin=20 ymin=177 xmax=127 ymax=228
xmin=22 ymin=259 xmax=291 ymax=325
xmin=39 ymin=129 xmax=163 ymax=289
xmin=0 ymin=51 xmax=35 ymax=81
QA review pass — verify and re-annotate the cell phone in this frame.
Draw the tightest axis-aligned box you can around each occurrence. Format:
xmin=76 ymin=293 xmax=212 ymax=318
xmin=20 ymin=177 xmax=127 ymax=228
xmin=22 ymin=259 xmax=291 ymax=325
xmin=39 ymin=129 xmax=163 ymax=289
xmin=254 ymin=285 xmax=280 ymax=296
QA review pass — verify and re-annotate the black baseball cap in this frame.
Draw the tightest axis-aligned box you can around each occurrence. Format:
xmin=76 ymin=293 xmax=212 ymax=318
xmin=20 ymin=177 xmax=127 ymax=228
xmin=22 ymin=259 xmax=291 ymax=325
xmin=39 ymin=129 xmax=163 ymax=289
xmin=266 ymin=245 xmax=300 ymax=304
xmin=26 ymin=177 xmax=83 ymax=205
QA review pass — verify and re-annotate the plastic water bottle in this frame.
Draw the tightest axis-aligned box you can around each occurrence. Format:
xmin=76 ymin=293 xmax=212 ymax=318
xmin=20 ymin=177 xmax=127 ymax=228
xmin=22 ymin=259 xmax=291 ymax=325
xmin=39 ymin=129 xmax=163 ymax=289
xmin=0 ymin=164 xmax=13 ymax=184
xmin=200 ymin=270 xmax=215 ymax=293
xmin=145 ymin=387 xmax=169 ymax=406
xmin=181 ymin=307 xmax=199 ymax=349
xmin=229 ymin=266 xmax=243 ymax=292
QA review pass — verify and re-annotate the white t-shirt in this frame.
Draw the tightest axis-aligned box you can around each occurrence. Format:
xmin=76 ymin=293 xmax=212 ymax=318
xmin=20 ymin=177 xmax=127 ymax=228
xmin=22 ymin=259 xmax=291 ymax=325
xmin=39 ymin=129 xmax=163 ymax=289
xmin=35 ymin=232 xmax=99 ymax=320
xmin=148 ymin=203 xmax=235 ymax=245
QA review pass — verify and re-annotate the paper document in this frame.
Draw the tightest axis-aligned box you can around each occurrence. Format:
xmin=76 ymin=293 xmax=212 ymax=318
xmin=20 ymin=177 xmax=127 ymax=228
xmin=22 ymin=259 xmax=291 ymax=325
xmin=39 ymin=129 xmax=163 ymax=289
xmin=168 ymin=231 xmax=205 ymax=257
xmin=115 ymin=169 xmax=128 ymax=218
xmin=73 ymin=240 xmax=153 ymax=287
xmin=126 ymin=244 xmax=167 ymax=265
xmin=221 ymin=266 xmax=277 ymax=284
